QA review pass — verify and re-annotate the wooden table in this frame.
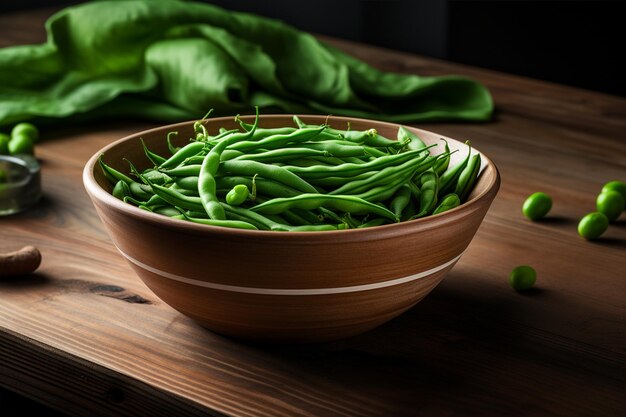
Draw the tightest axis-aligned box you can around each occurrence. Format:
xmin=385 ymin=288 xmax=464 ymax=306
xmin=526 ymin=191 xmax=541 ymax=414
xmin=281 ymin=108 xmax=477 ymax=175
xmin=1 ymin=7 xmax=625 ymax=417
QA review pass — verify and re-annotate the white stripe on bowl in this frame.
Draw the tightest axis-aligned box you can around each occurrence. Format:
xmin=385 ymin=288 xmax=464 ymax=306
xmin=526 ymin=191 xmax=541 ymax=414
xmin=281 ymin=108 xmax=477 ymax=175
xmin=116 ymin=247 xmax=463 ymax=296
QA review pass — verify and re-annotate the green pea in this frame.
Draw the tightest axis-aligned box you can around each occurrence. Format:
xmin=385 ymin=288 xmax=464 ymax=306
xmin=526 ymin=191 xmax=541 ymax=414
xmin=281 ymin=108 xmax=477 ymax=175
xmin=8 ymin=134 xmax=35 ymax=155
xmin=0 ymin=133 xmax=10 ymax=154
xmin=225 ymin=184 xmax=250 ymax=206
xmin=596 ymin=190 xmax=624 ymax=222
xmin=509 ymin=265 xmax=536 ymax=291
xmin=522 ymin=192 xmax=552 ymax=220
xmin=577 ymin=212 xmax=609 ymax=240
xmin=601 ymin=180 xmax=626 ymax=205
xmin=11 ymin=122 xmax=39 ymax=143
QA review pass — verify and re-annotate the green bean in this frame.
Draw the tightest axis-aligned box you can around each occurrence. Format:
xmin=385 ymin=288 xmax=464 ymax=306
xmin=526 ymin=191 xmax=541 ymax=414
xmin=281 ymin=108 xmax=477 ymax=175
xmin=309 ymin=156 xmax=347 ymax=165
xmin=292 ymin=114 xmax=314 ymax=129
xmin=204 ymin=114 xmax=260 ymax=148
xmin=179 ymin=155 xmax=206 ymax=165
xmin=285 ymin=148 xmax=430 ymax=180
xmin=215 ymin=176 xmax=301 ymax=199
xmin=270 ymin=207 xmax=313 ymax=226
xmin=390 ymin=184 xmax=412 ymax=218
xmin=412 ymin=170 xmax=439 ymax=218
xmin=170 ymin=184 xmax=199 ymax=196
xmin=198 ymin=129 xmax=237 ymax=145
xmin=160 ymin=164 xmax=201 ymax=177
xmin=185 ymin=210 xmax=209 ymax=219
xmin=182 ymin=215 xmax=258 ymax=230
xmin=117 ymin=189 xmax=162 ymax=207
xmin=205 ymin=128 xmax=240 ymax=143
xmin=152 ymin=206 xmax=183 ymax=217
xmin=360 ymin=131 xmax=402 ymax=148
xmin=336 ymin=128 xmax=396 ymax=148
xmin=318 ymin=209 xmax=357 ymax=229
xmin=252 ymin=194 xmax=398 ymax=222
xmin=247 ymin=126 xmax=297 ymax=137
xmin=233 ymin=148 xmax=329 ymax=163
xmin=329 ymin=153 xmax=432 ymax=196
xmin=228 ymin=126 xmax=326 ymax=152
xmin=397 ymin=126 xmax=427 ymax=151
xmin=354 ymin=174 xmax=411 ymax=203
xmin=98 ymin=156 xmax=133 ymax=185
xmin=286 ymin=141 xmax=367 ymax=158
xmin=401 ymin=198 xmax=418 ymax=221
xmin=175 ymin=176 xmax=199 ymax=191
xmin=236 ymin=115 xmax=295 ymax=133
xmin=434 ymin=139 xmax=451 ymax=176
xmin=123 ymin=195 xmax=146 ymax=206
xmin=193 ymin=109 xmax=213 ymax=137
xmin=198 ymin=139 xmax=228 ymax=219
xmin=287 ymin=224 xmax=340 ymax=232
xmin=293 ymin=115 xmax=399 ymax=148
xmin=454 ymin=153 xmax=481 ymax=202
xmin=220 ymin=160 xmax=317 ymax=194
xmin=438 ymin=144 xmax=471 ymax=198
xmin=363 ymin=146 xmax=388 ymax=158
xmin=220 ymin=149 xmax=245 ymax=161
xmin=141 ymin=139 xmax=167 ymax=166
xmin=285 ymin=158 xmax=327 ymax=168
xmin=141 ymin=169 xmax=172 ymax=185
xmin=221 ymin=203 xmax=272 ymax=230
xmin=198 ymin=108 xmax=261 ymax=219
xmin=432 ymin=193 xmax=461 ymax=215
xmin=166 ymin=132 xmax=179 ymax=154
xmin=149 ymin=183 xmax=204 ymax=211
xmin=318 ymin=207 xmax=344 ymax=224
xmin=144 ymin=194 xmax=166 ymax=207
xmin=357 ymin=218 xmax=391 ymax=228
xmin=250 ymin=196 xmax=319 ymax=226
xmin=290 ymin=207 xmax=324 ymax=224
xmin=112 ymin=180 xmax=130 ymax=200
xmin=341 ymin=156 xmax=370 ymax=164
xmin=159 ymin=141 xmax=206 ymax=169
xmin=129 ymin=181 xmax=152 ymax=200
xmin=306 ymin=171 xmax=376 ymax=187
xmin=406 ymin=180 xmax=421 ymax=202
xmin=223 ymin=202 xmax=307 ymax=231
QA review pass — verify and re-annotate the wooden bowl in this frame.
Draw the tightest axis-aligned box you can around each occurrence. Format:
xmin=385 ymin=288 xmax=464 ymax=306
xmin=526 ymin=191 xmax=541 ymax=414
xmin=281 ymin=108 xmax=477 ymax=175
xmin=83 ymin=115 xmax=500 ymax=343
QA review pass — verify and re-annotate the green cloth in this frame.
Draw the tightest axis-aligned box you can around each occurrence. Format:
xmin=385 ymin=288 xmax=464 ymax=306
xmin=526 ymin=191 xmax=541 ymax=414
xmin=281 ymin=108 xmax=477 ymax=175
xmin=0 ymin=0 xmax=493 ymax=127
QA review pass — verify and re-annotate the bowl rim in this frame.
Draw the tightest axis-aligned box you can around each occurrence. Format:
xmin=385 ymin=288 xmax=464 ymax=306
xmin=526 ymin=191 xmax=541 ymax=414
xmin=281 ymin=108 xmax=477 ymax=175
xmin=83 ymin=114 xmax=500 ymax=242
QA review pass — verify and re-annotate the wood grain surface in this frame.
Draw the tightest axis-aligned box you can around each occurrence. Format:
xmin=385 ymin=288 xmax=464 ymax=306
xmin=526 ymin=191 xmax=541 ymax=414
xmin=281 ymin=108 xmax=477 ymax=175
xmin=1 ymin=7 xmax=625 ymax=417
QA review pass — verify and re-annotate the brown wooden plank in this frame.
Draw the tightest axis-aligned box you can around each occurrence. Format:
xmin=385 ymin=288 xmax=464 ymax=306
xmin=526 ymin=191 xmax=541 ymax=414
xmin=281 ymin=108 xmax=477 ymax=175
xmin=1 ymin=328 xmax=220 ymax=417
xmin=1 ymin=6 xmax=625 ymax=417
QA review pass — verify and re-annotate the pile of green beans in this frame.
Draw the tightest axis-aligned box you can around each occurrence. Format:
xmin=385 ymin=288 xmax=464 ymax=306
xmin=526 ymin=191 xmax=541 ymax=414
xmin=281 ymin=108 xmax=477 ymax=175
xmin=99 ymin=110 xmax=482 ymax=231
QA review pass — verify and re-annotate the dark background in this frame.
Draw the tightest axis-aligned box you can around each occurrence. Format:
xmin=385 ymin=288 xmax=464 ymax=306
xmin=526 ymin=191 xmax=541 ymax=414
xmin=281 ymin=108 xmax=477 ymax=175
xmin=0 ymin=0 xmax=623 ymax=96
xmin=0 ymin=1 xmax=623 ymax=416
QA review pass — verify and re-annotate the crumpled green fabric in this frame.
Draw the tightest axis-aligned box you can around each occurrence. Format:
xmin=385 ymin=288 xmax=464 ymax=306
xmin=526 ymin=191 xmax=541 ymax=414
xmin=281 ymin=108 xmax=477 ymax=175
xmin=0 ymin=0 xmax=494 ymax=127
